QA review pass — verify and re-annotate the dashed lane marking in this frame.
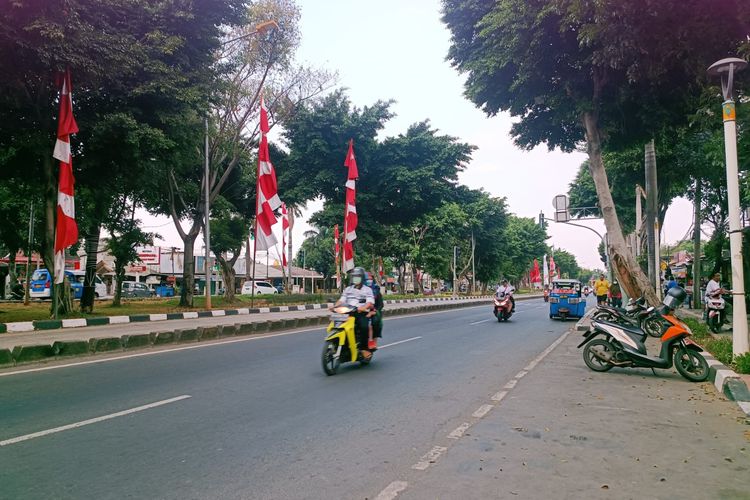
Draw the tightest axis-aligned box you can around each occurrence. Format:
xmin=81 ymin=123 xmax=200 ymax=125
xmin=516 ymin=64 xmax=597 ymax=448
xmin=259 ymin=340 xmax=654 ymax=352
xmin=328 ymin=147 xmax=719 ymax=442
xmin=491 ymin=390 xmax=508 ymax=402
xmin=503 ymin=379 xmax=518 ymax=390
xmin=514 ymin=370 xmax=528 ymax=379
xmin=411 ymin=446 xmax=448 ymax=471
xmin=447 ymin=422 xmax=472 ymax=439
xmin=375 ymin=481 xmax=409 ymax=500
xmin=378 ymin=336 xmax=422 ymax=349
xmin=472 ymin=404 xmax=494 ymax=419
xmin=469 ymin=319 xmax=491 ymax=325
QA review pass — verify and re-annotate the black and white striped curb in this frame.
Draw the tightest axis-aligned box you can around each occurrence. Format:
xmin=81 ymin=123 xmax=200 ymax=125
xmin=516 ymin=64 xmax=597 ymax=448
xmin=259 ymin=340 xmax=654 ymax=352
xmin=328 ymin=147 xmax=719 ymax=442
xmin=0 ymin=295 xmax=505 ymax=334
xmin=704 ymin=353 xmax=750 ymax=417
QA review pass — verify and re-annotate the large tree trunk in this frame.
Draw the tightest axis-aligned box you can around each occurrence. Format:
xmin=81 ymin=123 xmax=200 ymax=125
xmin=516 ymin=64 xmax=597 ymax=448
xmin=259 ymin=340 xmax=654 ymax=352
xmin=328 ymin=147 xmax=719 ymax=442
xmin=180 ymin=232 xmax=198 ymax=307
xmin=582 ymin=111 xmax=658 ymax=305
xmin=216 ymin=252 xmax=238 ymax=303
xmin=692 ymin=180 xmax=702 ymax=309
xmin=112 ymin=266 xmax=125 ymax=306
xmin=80 ymin=227 xmax=100 ymax=313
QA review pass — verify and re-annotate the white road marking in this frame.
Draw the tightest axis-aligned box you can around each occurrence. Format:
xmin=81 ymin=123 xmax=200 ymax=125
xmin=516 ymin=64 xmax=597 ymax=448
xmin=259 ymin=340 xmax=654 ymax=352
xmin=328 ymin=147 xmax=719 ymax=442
xmin=374 ymin=481 xmax=409 ymax=500
xmin=378 ymin=336 xmax=422 ymax=349
xmin=411 ymin=446 xmax=448 ymax=470
xmin=514 ymin=370 xmax=528 ymax=379
xmin=0 ymin=395 xmax=191 ymax=447
xmin=472 ymin=404 xmax=494 ymax=419
xmin=447 ymin=422 xmax=472 ymax=439
xmin=503 ymin=379 xmax=518 ymax=390
xmin=491 ymin=390 xmax=508 ymax=402
xmin=469 ymin=319 xmax=491 ymax=325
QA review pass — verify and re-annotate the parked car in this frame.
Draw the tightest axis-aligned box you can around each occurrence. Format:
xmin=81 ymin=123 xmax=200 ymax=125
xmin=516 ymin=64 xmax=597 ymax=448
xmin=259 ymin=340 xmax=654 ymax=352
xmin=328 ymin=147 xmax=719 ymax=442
xmin=121 ymin=281 xmax=153 ymax=298
xmin=29 ymin=269 xmax=83 ymax=299
xmin=241 ymin=280 xmax=278 ymax=295
xmin=71 ymin=270 xmax=109 ymax=298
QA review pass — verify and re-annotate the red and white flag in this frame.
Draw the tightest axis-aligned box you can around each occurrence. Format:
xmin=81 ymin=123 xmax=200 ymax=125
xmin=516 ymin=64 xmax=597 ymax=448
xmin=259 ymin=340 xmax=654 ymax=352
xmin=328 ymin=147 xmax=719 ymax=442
xmin=334 ymin=224 xmax=340 ymax=288
xmin=342 ymin=140 xmax=358 ymax=272
xmin=255 ymin=95 xmax=281 ymax=251
xmin=281 ymin=202 xmax=289 ymax=267
xmin=549 ymin=255 xmax=557 ymax=279
xmin=378 ymin=257 xmax=384 ymax=280
xmin=53 ymin=70 xmax=79 ymax=284
xmin=531 ymin=259 xmax=541 ymax=283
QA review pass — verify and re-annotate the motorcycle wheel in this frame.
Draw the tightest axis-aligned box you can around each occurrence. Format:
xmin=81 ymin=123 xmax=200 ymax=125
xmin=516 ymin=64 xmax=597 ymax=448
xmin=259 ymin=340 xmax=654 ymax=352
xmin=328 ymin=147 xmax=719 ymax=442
xmin=582 ymin=339 xmax=615 ymax=372
xmin=643 ymin=317 xmax=663 ymax=338
xmin=497 ymin=314 xmax=503 ymax=322
xmin=674 ymin=348 xmax=709 ymax=382
xmin=707 ymin=315 xmax=721 ymax=334
xmin=322 ymin=341 xmax=340 ymax=376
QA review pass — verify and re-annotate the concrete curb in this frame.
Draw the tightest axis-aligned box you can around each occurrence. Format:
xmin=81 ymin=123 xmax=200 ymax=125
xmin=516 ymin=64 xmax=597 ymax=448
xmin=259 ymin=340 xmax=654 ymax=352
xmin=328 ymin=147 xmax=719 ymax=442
xmin=704 ymin=353 xmax=750 ymax=417
xmin=0 ymin=295 xmax=517 ymax=334
xmin=0 ymin=296 xmax=532 ymax=368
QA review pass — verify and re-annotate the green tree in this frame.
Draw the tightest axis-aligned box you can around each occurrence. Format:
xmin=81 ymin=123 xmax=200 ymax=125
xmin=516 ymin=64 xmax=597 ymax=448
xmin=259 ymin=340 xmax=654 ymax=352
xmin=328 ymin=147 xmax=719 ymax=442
xmin=549 ymin=248 xmax=580 ymax=280
xmin=500 ymin=215 xmax=549 ymax=283
xmin=442 ymin=0 xmax=748 ymax=303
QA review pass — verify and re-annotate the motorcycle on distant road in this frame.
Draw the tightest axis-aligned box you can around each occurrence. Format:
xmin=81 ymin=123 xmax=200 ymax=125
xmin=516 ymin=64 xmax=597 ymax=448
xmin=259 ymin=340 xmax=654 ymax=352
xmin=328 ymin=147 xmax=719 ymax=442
xmin=493 ymin=294 xmax=513 ymax=322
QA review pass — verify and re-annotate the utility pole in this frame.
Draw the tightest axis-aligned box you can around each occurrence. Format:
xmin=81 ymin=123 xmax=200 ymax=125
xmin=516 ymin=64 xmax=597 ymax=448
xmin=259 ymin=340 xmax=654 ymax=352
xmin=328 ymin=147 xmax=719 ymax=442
xmin=692 ymin=180 xmax=702 ymax=309
xmin=452 ymin=245 xmax=457 ymax=298
xmin=471 ymin=229 xmax=476 ymax=295
xmin=645 ymin=140 xmax=660 ymax=298
xmin=24 ymin=202 xmax=34 ymax=305
xmin=204 ymin=116 xmax=211 ymax=308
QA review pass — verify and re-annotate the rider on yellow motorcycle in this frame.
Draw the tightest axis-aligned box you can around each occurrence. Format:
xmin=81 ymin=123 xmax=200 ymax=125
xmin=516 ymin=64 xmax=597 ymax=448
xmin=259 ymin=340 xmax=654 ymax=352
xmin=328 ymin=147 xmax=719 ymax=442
xmin=333 ymin=267 xmax=375 ymax=359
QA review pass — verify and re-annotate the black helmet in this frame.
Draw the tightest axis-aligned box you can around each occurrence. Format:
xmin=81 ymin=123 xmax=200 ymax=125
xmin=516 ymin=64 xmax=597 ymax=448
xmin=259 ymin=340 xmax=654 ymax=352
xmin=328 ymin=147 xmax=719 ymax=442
xmin=663 ymin=286 xmax=687 ymax=310
xmin=351 ymin=267 xmax=366 ymax=284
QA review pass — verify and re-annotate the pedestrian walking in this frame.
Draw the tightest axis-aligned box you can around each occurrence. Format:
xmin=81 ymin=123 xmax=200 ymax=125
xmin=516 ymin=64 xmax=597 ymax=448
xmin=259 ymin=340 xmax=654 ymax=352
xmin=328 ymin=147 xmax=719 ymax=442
xmin=594 ymin=273 xmax=609 ymax=306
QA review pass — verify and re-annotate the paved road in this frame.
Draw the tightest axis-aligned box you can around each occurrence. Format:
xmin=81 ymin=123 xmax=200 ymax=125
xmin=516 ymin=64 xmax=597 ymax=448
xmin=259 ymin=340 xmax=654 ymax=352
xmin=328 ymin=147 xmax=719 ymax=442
xmin=0 ymin=299 xmax=561 ymax=499
xmin=2 ymin=298 xmax=747 ymax=499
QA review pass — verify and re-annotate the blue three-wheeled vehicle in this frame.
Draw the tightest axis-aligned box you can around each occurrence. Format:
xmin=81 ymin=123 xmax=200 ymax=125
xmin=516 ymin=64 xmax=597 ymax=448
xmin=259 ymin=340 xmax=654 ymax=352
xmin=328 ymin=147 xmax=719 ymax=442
xmin=549 ymin=279 xmax=586 ymax=320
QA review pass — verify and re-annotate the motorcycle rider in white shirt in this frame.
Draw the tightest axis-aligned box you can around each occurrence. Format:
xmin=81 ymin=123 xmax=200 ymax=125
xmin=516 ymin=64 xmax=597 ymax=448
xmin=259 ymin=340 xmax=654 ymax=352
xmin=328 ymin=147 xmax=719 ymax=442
xmin=495 ymin=279 xmax=515 ymax=312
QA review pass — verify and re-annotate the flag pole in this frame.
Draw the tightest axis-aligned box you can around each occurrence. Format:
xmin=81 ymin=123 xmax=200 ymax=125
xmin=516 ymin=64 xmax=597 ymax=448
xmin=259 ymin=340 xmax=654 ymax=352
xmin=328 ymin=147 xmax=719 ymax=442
xmin=251 ymin=220 xmax=258 ymax=308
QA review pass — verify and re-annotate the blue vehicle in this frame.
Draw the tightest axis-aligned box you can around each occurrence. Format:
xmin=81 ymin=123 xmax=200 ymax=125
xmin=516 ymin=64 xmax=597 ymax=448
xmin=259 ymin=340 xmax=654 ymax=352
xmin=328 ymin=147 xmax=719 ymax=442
xmin=549 ymin=278 xmax=586 ymax=320
xmin=29 ymin=269 xmax=84 ymax=299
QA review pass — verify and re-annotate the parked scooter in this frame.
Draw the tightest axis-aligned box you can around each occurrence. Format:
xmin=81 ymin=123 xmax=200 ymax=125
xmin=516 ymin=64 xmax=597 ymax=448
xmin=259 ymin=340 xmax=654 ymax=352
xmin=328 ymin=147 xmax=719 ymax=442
xmin=322 ymin=305 xmax=374 ymax=375
xmin=493 ymin=294 xmax=513 ymax=322
xmin=705 ymin=289 xmax=730 ymax=334
xmin=578 ymin=287 xmax=709 ymax=382
xmin=592 ymin=296 xmax=663 ymax=338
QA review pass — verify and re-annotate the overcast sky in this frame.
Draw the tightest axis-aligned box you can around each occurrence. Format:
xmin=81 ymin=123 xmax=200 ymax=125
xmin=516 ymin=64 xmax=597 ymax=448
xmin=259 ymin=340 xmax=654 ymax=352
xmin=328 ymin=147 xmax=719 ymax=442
xmin=140 ymin=0 xmax=694 ymax=270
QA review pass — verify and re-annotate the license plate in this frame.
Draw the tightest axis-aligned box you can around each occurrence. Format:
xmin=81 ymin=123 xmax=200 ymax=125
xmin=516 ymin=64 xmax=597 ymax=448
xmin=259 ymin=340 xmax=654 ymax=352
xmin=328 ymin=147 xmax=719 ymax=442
xmin=559 ymin=295 xmax=568 ymax=299
xmin=32 ymin=285 xmax=42 ymax=290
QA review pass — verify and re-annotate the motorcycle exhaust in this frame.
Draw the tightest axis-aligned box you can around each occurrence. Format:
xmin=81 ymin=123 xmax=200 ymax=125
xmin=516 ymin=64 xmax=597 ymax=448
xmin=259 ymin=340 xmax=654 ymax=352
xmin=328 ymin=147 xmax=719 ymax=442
xmin=591 ymin=348 xmax=630 ymax=366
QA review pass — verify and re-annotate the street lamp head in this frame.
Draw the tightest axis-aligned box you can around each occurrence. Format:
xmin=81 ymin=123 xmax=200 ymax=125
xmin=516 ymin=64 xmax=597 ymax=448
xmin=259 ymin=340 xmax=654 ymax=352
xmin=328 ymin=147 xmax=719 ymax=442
xmin=707 ymin=57 xmax=747 ymax=100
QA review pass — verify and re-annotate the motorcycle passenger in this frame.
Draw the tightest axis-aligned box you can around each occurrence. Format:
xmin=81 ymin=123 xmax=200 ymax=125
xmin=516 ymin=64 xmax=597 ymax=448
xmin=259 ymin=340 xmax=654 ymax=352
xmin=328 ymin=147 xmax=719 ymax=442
xmin=704 ymin=273 xmax=722 ymax=302
xmin=704 ymin=272 xmax=728 ymax=323
xmin=495 ymin=279 xmax=515 ymax=312
xmin=334 ymin=267 xmax=375 ymax=359
xmin=365 ymin=273 xmax=384 ymax=343
xmin=594 ymin=274 xmax=610 ymax=306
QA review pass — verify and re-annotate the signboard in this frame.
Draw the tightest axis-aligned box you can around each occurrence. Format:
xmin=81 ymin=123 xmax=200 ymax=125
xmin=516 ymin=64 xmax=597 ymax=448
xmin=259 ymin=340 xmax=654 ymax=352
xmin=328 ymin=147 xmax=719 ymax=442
xmin=127 ymin=265 xmax=147 ymax=273
xmin=553 ymin=194 xmax=570 ymax=222
xmin=136 ymin=245 xmax=160 ymax=265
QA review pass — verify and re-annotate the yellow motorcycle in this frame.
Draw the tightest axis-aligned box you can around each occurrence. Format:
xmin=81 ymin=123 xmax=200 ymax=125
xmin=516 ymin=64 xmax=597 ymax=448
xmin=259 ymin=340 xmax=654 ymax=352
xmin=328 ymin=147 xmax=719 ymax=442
xmin=322 ymin=305 xmax=373 ymax=375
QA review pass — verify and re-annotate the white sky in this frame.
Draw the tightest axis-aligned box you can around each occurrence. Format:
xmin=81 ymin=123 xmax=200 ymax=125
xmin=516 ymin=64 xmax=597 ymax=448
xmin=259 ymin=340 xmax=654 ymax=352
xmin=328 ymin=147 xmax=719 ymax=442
xmin=140 ymin=0 xmax=693 ymax=270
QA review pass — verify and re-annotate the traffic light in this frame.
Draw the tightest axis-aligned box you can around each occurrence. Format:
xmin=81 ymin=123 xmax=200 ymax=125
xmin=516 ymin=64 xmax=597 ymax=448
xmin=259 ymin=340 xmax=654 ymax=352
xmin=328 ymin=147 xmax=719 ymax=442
xmin=538 ymin=212 xmax=546 ymax=230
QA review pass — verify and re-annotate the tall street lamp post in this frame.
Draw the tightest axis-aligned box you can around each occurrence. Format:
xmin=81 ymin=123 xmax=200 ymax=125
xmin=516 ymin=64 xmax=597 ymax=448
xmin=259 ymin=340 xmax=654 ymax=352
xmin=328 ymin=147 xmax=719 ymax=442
xmin=707 ymin=57 xmax=748 ymax=356
xmin=204 ymin=20 xmax=279 ymax=308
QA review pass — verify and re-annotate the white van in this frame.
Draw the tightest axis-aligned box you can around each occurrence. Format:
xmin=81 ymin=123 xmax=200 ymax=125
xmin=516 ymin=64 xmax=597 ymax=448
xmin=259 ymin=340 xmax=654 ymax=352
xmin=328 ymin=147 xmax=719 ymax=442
xmin=71 ymin=270 xmax=109 ymax=298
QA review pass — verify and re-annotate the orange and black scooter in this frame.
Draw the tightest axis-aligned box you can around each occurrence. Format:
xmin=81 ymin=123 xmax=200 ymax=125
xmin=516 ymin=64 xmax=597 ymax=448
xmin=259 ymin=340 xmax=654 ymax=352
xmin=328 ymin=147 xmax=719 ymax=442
xmin=578 ymin=287 xmax=709 ymax=382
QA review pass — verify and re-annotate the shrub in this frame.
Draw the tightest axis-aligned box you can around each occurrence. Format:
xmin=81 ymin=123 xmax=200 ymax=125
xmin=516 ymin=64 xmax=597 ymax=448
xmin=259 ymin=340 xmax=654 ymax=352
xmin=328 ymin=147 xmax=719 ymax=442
xmin=704 ymin=337 xmax=733 ymax=366
xmin=733 ymin=352 xmax=750 ymax=374
xmin=683 ymin=318 xmax=711 ymax=340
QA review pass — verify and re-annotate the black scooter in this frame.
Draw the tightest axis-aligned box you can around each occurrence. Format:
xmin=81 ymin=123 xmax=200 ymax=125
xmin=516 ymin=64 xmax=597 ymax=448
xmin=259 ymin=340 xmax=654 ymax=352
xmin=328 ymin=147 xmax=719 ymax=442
xmin=592 ymin=296 xmax=663 ymax=337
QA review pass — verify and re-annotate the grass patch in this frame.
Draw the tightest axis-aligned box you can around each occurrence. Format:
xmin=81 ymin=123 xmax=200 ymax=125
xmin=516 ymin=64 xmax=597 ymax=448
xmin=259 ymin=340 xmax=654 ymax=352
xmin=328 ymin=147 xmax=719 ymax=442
xmin=704 ymin=337 xmax=734 ymax=366
xmin=682 ymin=318 xmax=711 ymax=341
xmin=734 ymin=353 xmax=750 ymax=374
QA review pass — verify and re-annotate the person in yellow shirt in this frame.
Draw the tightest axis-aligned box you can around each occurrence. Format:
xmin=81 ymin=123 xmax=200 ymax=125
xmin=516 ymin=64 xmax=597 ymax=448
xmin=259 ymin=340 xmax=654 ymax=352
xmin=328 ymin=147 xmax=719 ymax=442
xmin=594 ymin=274 xmax=610 ymax=305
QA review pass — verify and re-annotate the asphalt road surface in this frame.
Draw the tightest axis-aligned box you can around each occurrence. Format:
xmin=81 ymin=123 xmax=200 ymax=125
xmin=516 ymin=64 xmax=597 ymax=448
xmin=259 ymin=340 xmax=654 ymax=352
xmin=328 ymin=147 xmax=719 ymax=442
xmin=3 ymin=297 xmax=747 ymax=500
xmin=0 ymin=299 xmax=567 ymax=499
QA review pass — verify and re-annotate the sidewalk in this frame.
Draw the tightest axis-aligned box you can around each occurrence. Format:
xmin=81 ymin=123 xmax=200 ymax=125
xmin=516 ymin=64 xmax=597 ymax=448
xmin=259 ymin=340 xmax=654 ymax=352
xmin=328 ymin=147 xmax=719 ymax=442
xmin=576 ymin=308 xmax=750 ymax=417
xmin=0 ymin=295 xmax=537 ymax=368
xmin=397 ymin=324 xmax=750 ymax=499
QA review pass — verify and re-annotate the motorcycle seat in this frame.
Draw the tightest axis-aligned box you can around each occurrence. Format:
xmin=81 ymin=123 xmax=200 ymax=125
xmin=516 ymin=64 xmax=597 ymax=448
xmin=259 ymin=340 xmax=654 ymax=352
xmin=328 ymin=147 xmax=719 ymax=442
xmin=594 ymin=319 xmax=647 ymax=340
